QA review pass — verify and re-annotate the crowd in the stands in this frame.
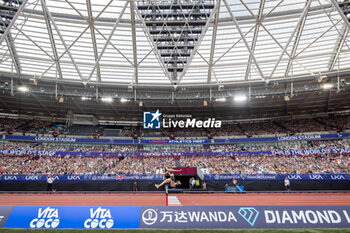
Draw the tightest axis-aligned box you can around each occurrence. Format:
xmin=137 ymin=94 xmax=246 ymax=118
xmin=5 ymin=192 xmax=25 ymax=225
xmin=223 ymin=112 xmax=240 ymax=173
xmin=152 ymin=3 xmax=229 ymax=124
xmin=209 ymin=140 xmax=350 ymax=152
xmin=0 ymin=139 xmax=349 ymax=175
xmin=0 ymin=142 xmax=138 ymax=153
xmin=181 ymin=154 xmax=350 ymax=174
xmin=0 ymin=153 xmax=348 ymax=175
xmin=1 ymin=114 xmax=350 ymax=137
xmin=0 ymin=155 xmax=175 ymax=175
xmin=1 ymin=140 xmax=349 ymax=154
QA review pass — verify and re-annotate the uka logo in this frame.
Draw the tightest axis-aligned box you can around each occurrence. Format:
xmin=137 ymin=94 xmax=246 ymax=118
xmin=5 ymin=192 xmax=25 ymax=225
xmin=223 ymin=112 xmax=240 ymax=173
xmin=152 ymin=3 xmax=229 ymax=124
xmin=67 ymin=175 xmax=81 ymax=180
xmin=4 ymin=176 xmax=17 ymax=181
xmin=309 ymin=174 xmax=324 ymax=180
xmin=29 ymin=207 xmax=60 ymax=229
xmin=287 ymin=175 xmax=302 ymax=180
xmin=331 ymin=174 xmax=345 ymax=180
xmin=25 ymin=175 xmax=39 ymax=181
xmin=84 ymin=207 xmax=114 ymax=229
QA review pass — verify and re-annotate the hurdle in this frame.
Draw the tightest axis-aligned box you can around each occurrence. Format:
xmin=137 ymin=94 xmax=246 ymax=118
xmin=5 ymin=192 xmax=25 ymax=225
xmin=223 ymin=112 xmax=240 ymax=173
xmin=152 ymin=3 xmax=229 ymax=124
xmin=165 ymin=184 xmax=183 ymax=206
xmin=165 ymin=185 xmax=168 ymax=206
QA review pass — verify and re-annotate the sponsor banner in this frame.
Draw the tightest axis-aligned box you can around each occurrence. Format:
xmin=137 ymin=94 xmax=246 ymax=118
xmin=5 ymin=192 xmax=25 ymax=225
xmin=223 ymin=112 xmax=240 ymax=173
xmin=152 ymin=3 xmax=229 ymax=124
xmin=0 ymin=174 xmax=163 ymax=182
xmin=140 ymin=139 xmax=210 ymax=144
xmin=1 ymin=174 xmax=349 ymax=182
xmin=270 ymin=148 xmax=350 ymax=155
xmin=4 ymin=206 xmax=140 ymax=229
xmin=0 ymin=206 xmax=14 ymax=228
xmin=6 ymin=134 xmax=349 ymax=145
xmin=140 ymin=206 xmax=350 ymax=229
xmin=2 ymin=206 xmax=350 ymax=229
xmin=2 ymin=148 xmax=350 ymax=157
xmin=4 ymin=135 xmax=135 ymax=144
xmin=214 ymin=133 xmax=350 ymax=144
xmin=204 ymin=174 xmax=350 ymax=181
xmin=0 ymin=149 xmax=125 ymax=157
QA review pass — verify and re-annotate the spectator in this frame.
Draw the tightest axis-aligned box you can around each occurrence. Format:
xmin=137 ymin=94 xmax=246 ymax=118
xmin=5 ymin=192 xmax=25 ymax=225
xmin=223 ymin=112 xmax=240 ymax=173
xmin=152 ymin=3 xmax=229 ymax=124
xmin=191 ymin=177 xmax=196 ymax=190
xmin=47 ymin=174 xmax=54 ymax=192
xmin=132 ymin=177 xmax=138 ymax=193
xmin=233 ymin=178 xmax=239 ymax=188
xmin=202 ymin=180 xmax=207 ymax=190
xmin=189 ymin=177 xmax=193 ymax=191
xmin=284 ymin=177 xmax=290 ymax=192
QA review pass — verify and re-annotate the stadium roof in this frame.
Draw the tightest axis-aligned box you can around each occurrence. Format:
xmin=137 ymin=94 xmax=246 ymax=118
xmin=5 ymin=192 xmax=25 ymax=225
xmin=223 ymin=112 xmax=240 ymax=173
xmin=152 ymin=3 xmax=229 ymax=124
xmin=0 ymin=0 xmax=350 ymax=88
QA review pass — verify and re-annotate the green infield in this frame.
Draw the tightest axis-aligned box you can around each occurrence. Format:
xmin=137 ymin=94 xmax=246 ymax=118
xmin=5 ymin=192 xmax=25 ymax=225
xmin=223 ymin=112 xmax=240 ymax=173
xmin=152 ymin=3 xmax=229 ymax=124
xmin=0 ymin=229 xmax=350 ymax=233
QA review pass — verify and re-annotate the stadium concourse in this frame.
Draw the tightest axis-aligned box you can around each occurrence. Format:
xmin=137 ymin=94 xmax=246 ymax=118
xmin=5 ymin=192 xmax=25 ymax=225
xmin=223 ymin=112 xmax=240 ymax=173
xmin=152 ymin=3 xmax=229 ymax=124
xmin=1 ymin=0 xmax=350 ymax=231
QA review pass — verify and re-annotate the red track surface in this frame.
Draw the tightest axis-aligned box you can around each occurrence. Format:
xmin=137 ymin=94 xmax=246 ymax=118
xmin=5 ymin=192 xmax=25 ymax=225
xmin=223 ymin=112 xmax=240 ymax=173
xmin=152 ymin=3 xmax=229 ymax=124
xmin=1 ymin=193 xmax=349 ymax=206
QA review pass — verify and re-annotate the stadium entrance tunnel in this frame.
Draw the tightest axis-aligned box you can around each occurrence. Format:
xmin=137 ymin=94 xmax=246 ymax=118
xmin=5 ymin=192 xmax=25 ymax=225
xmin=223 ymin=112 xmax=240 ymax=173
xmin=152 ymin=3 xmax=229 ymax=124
xmin=173 ymin=175 xmax=201 ymax=190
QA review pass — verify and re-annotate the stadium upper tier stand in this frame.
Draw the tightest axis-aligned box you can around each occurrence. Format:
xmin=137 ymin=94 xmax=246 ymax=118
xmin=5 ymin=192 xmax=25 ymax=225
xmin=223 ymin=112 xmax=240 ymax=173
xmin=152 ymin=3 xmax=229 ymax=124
xmin=1 ymin=153 xmax=348 ymax=175
xmin=0 ymin=140 xmax=349 ymax=175
xmin=1 ymin=114 xmax=350 ymax=138
xmin=1 ymin=140 xmax=349 ymax=153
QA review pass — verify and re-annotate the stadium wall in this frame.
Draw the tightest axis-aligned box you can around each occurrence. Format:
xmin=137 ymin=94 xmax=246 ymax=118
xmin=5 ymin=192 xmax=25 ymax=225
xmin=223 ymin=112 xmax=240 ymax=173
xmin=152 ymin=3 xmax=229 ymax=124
xmin=1 ymin=181 xmax=350 ymax=192
xmin=206 ymin=181 xmax=350 ymax=191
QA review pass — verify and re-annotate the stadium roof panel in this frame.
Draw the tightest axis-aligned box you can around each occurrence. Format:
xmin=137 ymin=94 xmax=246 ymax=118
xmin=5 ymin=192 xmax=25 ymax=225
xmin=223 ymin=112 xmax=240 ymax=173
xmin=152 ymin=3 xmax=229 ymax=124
xmin=0 ymin=0 xmax=349 ymax=87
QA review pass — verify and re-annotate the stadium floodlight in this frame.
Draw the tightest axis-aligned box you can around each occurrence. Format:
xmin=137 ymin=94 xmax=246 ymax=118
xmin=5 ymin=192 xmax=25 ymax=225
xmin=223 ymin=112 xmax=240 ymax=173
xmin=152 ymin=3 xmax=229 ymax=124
xmin=215 ymin=98 xmax=226 ymax=102
xmin=321 ymin=83 xmax=334 ymax=89
xmin=120 ymin=98 xmax=128 ymax=103
xmin=18 ymin=86 xmax=29 ymax=92
xmin=101 ymin=97 xmax=113 ymax=103
xmin=234 ymin=95 xmax=247 ymax=102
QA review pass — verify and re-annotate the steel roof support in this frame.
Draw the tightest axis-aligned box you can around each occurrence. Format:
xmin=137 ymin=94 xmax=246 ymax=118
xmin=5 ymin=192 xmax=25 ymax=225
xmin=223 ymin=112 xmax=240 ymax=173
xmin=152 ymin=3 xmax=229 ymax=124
xmin=86 ymin=0 xmax=101 ymax=83
xmin=212 ymin=0 xmax=284 ymax=67
xmin=130 ymin=0 xmax=138 ymax=84
xmin=330 ymin=0 xmax=350 ymax=30
xmin=223 ymin=0 xmax=265 ymax=82
xmin=243 ymin=0 xmax=265 ymax=81
xmin=87 ymin=1 xmax=129 ymax=83
xmin=294 ymin=18 xmax=342 ymax=58
xmin=284 ymin=1 xmax=309 ymax=77
xmin=12 ymin=24 xmax=55 ymax=61
xmin=40 ymin=0 xmax=84 ymax=81
xmin=64 ymin=0 xmax=133 ymax=72
xmin=207 ymin=0 xmax=221 ymax=84
xmin=41 ymin=0 xmax=117 ymax=79
xmin=329 ymin=25 xmax=349 ymax=71
xmin=133 ymin=1 xmax=174 ymax=85
xmin=0 ymin=0 xmax=28 ymax=47
xmin=5 ymin=34 xmax=21 ymax=74
xmin=40 ymin=0 xmax=63 ymax=79
xmin=178 ymin=0 xmax=221 ymax=84
xmin=40 ymin=25 xmax=90 ymax=78
xmin=268 ymin=0 xmax=312 ymax=80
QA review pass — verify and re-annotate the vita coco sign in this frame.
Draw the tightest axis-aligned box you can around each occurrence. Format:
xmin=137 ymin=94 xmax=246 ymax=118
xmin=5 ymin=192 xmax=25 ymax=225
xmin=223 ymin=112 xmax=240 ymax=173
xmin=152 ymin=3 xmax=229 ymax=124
xmin=143 ymin=110 xmax=221 ymax=129
xmin=29 ymin=207 xmax=60 ymax=229
xmin=84 ymin=207 xmax=114 ymax=229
